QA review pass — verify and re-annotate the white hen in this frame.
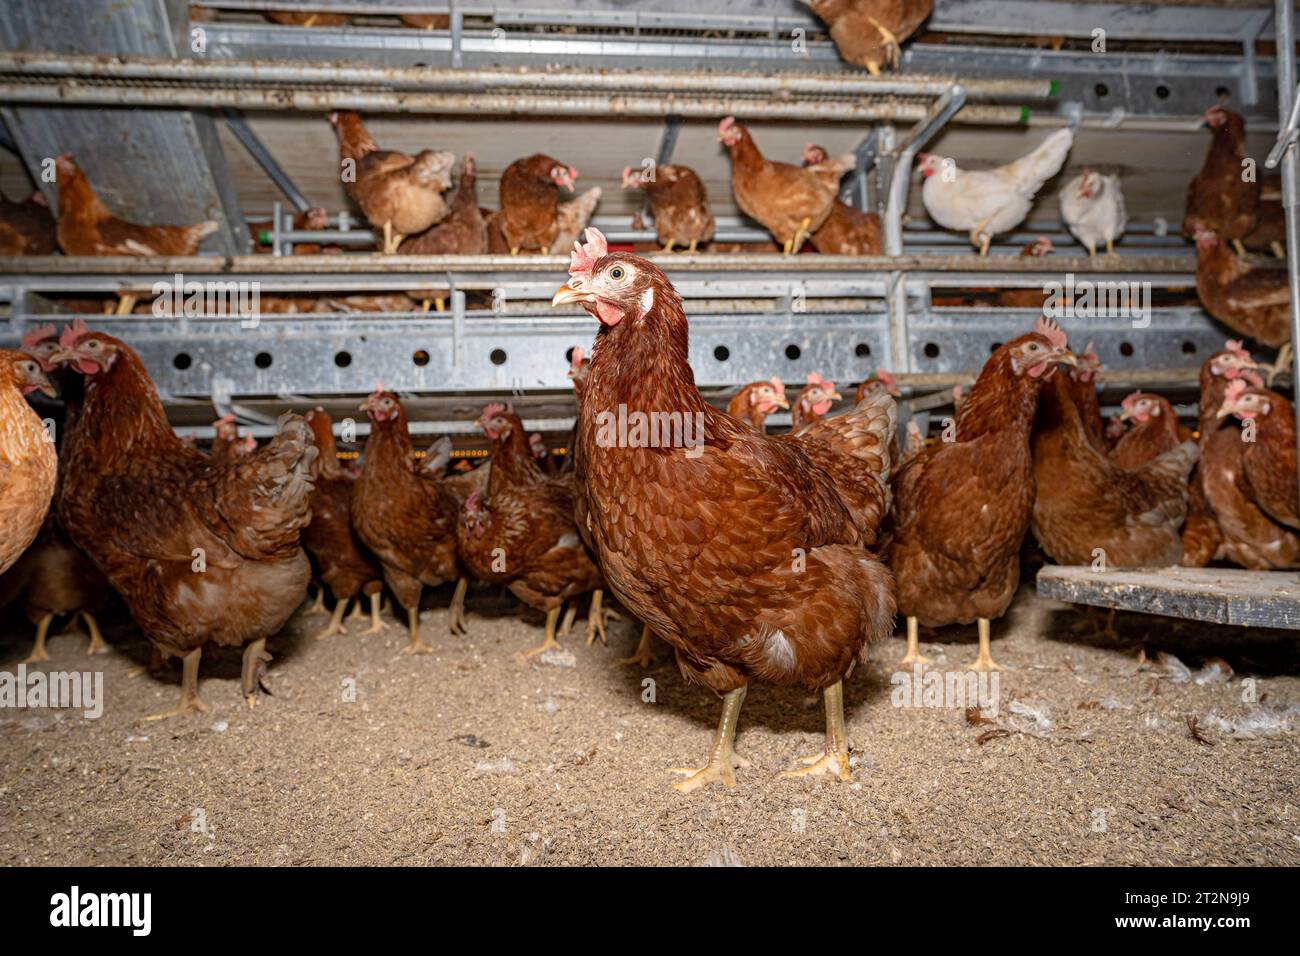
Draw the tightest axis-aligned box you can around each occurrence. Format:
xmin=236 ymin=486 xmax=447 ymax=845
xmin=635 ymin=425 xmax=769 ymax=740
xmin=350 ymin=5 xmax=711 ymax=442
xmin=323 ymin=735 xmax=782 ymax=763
xmin=1059 ymin=168 xmax=1127 ymax=257
xmin=918 ymin=128 xmax=1074 ymax=255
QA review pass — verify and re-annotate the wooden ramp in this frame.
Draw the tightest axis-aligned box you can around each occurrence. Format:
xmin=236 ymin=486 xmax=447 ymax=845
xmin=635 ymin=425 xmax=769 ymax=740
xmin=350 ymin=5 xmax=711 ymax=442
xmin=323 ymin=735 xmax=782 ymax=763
xmin=1036 ymin=566 xmax=1300 ymax=630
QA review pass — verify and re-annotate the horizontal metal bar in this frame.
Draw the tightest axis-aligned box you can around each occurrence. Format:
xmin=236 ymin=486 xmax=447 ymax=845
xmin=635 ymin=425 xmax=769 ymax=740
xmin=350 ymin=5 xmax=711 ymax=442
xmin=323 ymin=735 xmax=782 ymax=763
xmin=0 ymin=52 xmax=1052 ymax=101
xmin=0 ymin=253 xmax=1197 ymax=276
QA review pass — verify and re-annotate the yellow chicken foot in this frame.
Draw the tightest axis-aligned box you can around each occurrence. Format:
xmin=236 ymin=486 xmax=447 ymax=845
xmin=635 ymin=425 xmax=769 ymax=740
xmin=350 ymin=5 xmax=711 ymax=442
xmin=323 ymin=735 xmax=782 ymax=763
xmin=662 ymin=240 xmax=675 ymax=253
xmin=1106 ymin=238 xmax=1115 ymax=256
xmin=306 ymin=587 xmax=327 ymax=615
xmin=242 ymin=637 xmax=272 ymax=707
xmin=1262 ymin=343 xmax=1293 ymax=385
xmin=360 ymin=590 xmax=388 ymax=635
xmin=688 ymin=239 xmax=699 ymax=253
xmin=865 ymin=15 xmax=901 ymax=69
xmin=448 ymin=576 xmax=469 ymax=635
xmin=672 ymin=685 xmax=750 ymax=792
xmin=558 ymin=603 xmax=578 ymax=638
xmin=115 ymin=293 xmax=137 ymax=315
xmin=864 ymin=60 xmax=882 ymax=76
xmin=781 ymin=680 xmax=852 ymax=782
xmin=586 ymin=588 xmax=618 ymax=646
xmin=789 ymin=216 xmax=813 ymax=254
xmin=967 ymin=618 xmax=1004 ymax=672
xmin=141 ymin=648 xmax=207 ymax=720
xmin=899 ymin=616 xmax=930 ymax=666
xmin=347 ymin=598 xmax=367 ymax=623
xmin=82 ymin=611 xmax=107 ymax=656
xmin=1271 ymin=241 xmax=1286 ymax=259
xmin=313 ymin=598 xmax=349 ymax=641
xmin=402 ymin=606 xmax=434 ymax=654
xmin=1232 ymin=239 xmax=1248 ymax=257
xmin=21 ymin=613 xmax=55 ymax=664
xmin=434 ymin=297 xmax=446 ymax=312
xmin=620 ymin=623 xmax=655 ymax=668
xmin=519 ymin=605 xmax=563 ymax=659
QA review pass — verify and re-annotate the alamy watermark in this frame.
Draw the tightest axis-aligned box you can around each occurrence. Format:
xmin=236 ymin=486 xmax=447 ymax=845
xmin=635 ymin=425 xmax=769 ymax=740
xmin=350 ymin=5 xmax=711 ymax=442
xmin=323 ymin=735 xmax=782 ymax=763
xmin=593 ymin=404 xmax=705 ymax=459
xmin=1044 ymin=273 xmax=1151 ymax=329
xmin=151 ymin=273 xmax=261 ymax=329
xmin=890 ymin=665 xmax=1000 ymax=714
xmin=0 ymin=664 xmax=103 ymax=719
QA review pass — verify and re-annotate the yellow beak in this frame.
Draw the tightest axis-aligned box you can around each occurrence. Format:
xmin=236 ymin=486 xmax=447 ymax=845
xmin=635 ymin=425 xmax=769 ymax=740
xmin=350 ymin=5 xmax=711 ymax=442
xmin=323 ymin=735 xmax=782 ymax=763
xmin=775 ymin=397 xmax=789 ymax=409
xmin=830 ymin=391 xmax=843 ymax=401
xmin=552 ymin=282 xmax=595 ymax=307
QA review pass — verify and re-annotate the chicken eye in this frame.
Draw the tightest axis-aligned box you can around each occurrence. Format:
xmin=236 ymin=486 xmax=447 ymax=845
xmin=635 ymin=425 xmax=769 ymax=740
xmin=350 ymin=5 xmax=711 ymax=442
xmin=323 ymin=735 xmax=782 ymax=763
xmin=609 ymin=266 xmax=626 ymax=281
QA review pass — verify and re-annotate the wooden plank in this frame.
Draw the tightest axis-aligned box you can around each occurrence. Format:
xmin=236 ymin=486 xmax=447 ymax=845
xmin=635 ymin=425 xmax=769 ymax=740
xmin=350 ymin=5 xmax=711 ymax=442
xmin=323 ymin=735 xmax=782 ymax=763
xmin=1036 ymin=565 xmax=1300 ymax=630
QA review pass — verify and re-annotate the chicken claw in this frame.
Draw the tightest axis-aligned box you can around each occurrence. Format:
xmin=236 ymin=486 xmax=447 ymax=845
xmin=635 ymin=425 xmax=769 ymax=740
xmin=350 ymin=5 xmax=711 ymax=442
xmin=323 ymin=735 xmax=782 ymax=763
xmin=21 ymin=613 xmax=55 ymax=664
xmin=585 ymin=589 xmax=618 ymax=646
xmin=966 ymin=618 xmax=1004 ymax=672
xmin=518 ymin=605 xmax=563 ymax=659
xmin=401 ymin=607 xmax=434 ymax=654
xmin=141 ymin=648 xmax=207 ymax=721
xmin=305 ymin=587 xmax=328 ymax=616
xmin=447 ymin=577 xmax=469 ymax=636
xmin=242 ymin=637 xmax=272 ymax=706
xmin=780 ymin=680 xmax=852 ymax=783
xmin=671 ymin=686 xmax=748 ymax=793
xmin=359 ymin=591 xmax=389 ymax=636
xmin=312 ymin=598 xmax=349 ymax=641
xmin=82 ymin=611 xmax=108 ymax=656
xmin=898 ymin=616 xmax=931 ymax=667
xmin=620 ymin=623 xmax=655 ymax=668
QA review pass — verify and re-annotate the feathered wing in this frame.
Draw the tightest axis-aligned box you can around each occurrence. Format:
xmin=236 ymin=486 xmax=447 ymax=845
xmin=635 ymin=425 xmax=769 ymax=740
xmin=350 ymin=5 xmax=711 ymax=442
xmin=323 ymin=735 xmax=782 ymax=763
xmin=806 ymin=154 xmax=855 ymax=194
xmin=211 ymin=413 xmax=318 ymax=559
xmin=1001 ymin=128 xmax=1074 ymax=194
xmin=1125 ymin=441 xmax=1199 ymax=529
xmin=1243 ymin=441 xmax=1300 ymax=530
xmin=549 ymin=187 xmax=603 ymax=253
xmin=786 ymin=389 xmax=895 ymax=540
xmin=1225 ymin=268 xmax=1290 ymax=310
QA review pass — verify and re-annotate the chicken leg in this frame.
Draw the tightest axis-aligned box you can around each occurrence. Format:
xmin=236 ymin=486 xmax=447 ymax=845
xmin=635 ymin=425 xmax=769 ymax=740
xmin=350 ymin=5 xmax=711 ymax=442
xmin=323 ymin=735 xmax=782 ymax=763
xmin=519 ymin=605 xmax=563 ymax=659
xmin=865 ymin=15 xmax=901 ymax=70
xmin=1232 ymin=238 xmax=1248 ymax=257
xmin=671 ymin=685 xmax=750 ymax=792
xmin=967 ymin=617 xmax=1003 ymax=672
xmin=781 ymin=680 xmax=852 ymax=781
xmin=360 ymin=590 xmax=388 ymax=635
xmin=347 ymin=598 xmax=367 ymax=623
xmin=306 ymin=587 xmax=327 ymax=615
xmin=313 ymin=597 xmax=349 ymax=641
xmin=82 ymin=611 xmax=107 ymax=656
xmin=662 ymin=240 xmax=675 ymax=254
xmin=620 ymin=622 xmax=655 ymax=668
xmin=785 ymin=217 xmax=813 ymax=256
xmin=242 ymin=637 xmax=272 ymax=707
xmin=142 ymin=647 xmax=207 ymax=720
xmin=688 ymin=239 xmax=699 ymax=253
xmin=558 ymin=603 xmax=578 ymax=638
xmin=448 ymin=576 xmax=469 ymax=635
xmin=402 ymin=606 xmax=434 ymax=654
xmin=21 ymin=612 xmax=55 ymax=664
xmin=586 ymin=588 xmax=617 ymax=646
xmin=1261 ymin=342 xmax=1293 ymax=385
xmin=899 ymin=616 xmax=931 ymax=666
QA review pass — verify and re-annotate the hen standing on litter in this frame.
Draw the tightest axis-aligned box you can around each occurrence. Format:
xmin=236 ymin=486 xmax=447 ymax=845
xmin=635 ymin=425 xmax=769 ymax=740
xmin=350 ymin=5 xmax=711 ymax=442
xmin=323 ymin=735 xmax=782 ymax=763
xmin=887 ymin=318 xmax=1076 ymax=670
xmin=553 ymin=227 xmax=896 ymax=791
xmin=352 ymin=389 xmax=467 ymax=648
xmin=52 ymin=328 xmax=318 ymax=715
xmin=919 ymin=128 xmax=1073 ymax=255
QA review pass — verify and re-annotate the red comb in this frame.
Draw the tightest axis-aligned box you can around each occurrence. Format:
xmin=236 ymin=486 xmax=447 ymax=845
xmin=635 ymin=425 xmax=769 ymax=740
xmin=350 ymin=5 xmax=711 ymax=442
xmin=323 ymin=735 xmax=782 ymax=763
xmin=806 ymin=371 xmax=833 ymax=389
xmin=21 ymin=323 xmax=56 ymax=349
xmin=1033 ymin=316 xmax=1068 ymax=349
xmin=1224 ymin=339 xmax=1251 ymax=362
xmin=876 ymin=369 xmax=896 ymax=388
xmin=570 ymin=345 xmax=585 ymax=371
xmin=482 ymin=401 xmax=507 ymax=419
xmin=1121 ymin=390 xmax=1142 ymax=409
xmin=569 ymin=227 xmax=608 ymax=279
xmin=369 ymin=381 xmax=386 ymax=402
xmin=719 ymin=116 xmax=736 ymax=134
xmin=59 ymin=318 xmax=91 ymax=350
xmin=769 ymin=376 xmax=785 ymax=396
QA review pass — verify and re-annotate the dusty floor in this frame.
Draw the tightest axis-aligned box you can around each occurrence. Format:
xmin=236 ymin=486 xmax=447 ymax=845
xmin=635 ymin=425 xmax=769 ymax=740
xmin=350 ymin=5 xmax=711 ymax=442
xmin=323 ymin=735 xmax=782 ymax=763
xmin=1 ymin=583 xmax=1298 ymax=867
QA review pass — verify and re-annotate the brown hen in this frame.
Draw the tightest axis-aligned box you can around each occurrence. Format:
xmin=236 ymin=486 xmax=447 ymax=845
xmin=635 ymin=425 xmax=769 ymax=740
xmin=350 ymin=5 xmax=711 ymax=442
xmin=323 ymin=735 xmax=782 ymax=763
xmin=553 ymin=227 xmax=896 ymax=790
xmin=0 ymin=191 xmax=56 ymax=256
xmin=352 ymin=389 xmax=467 ymax=648
xmin=497 ymin=153 xmax=579 ymax=254
xmin=887 ymin=317 xmax=1076 ymax=670
xmin=52 ymin=329 xmax=317 ymax=716
xmin=804 ymin=0 xmax=935 ymax=74
xmin=622 ymin=163 xmax=716 ymax=252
